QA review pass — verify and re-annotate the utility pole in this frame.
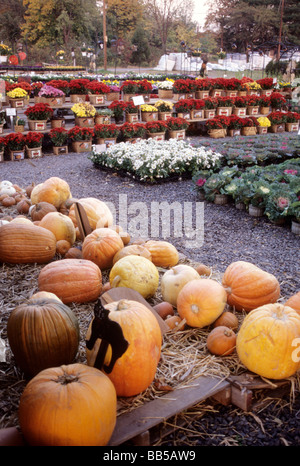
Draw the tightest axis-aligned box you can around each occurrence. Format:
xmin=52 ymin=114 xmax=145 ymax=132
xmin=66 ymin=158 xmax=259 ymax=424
xmin=277 ymin=0 xmax=284 ymax=60
xmin=103 ymin=0 xmax=107 ymax=70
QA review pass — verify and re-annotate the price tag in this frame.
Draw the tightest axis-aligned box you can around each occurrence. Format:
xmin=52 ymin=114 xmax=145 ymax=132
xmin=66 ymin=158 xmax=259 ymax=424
xmin=6 ymin=108 xmax=16 ymax=116
xmin=132 ymin=95 xmax=145 ymax=106
xmin=94 ymin=144 xmax=107 ymax=152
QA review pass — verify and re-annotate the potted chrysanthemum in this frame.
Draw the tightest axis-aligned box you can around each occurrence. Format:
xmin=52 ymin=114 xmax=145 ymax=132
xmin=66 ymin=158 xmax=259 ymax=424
xmin=68 ymin=126 xmax=94 ymax=153
xmin=49 ymin=127 xmax=69 ymax=155
xmin=154 ymin=100 xmax=174 ymax=120
xmin=206 ymin=115 xmax=229 ymax=138
xmin=7 ymin=87 xmax=29 ymax=109
xmin=38 ymin=84 xmax=65 ymax=107
xmin=145 ymin=120 xmax=168 ymax=141
xmin=24 ymin=103 xmax=54 ymax=131
xmin=94 ymin=123 xmax=120 ymax=147
xmin=4 ymin=132 xmax=26 ymax=161
xmin=24 ymin=131 xmax=44 ymax=159
xmin=71 ymin=102 xmax=96 ymax=127
xmin=157 ymin=80 xmax=174 ymax=99
xmin=125 ymin=101 xmax=139 ymax=123
xmin=285 ymin=112 xmax=300 ymax=132
xmin=140 ymin=104 xmax=158 ymax=122
xmin=86 ymin=81 xmax=111 ymax=105
xmin=120 ymin=122 xmax=146 ymax=142
xmin=166 ymin=117 xmax=189 ymax=140
xmin=95 ymin=108 xmax=114 ymax=125
xmin=257 ymin=116 xmax=271 ymax=134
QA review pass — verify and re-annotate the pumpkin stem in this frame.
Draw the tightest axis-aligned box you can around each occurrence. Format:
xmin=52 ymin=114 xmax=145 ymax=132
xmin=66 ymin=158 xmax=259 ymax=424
xmin=56 ymin=373 xmax=79 ymax=385
xmin=190 ymin=304 xmax=199 ymax=314
xmin=112 ymin=275 xmax=121 ymax=288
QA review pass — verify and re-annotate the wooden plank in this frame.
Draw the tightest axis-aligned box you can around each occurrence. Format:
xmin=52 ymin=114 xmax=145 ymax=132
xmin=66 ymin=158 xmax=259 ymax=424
xmin=108 ymin=376 xmax=229 ymax=446
xmin=73 ymin=202 xmax=92 ymax=240
xmin=101 ymin=287 xmax=169 ymax=334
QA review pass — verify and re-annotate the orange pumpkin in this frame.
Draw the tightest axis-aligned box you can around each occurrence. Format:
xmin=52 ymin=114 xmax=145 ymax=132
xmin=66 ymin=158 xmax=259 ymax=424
xmin=206 ymin=326 xmax=236 ymax=356
xmin=68 ymin=197 xmax=113 ymax=230
xmin=38 ymin=258 xmax=102 ymax=304
xmin=7 ymin=298 xmax=80 ymax=377
xmin=82 ymin=228 xmax=124 ymax=269
xmin=0 ymin=223 xmax=56 ymax=264
xmin=213 ymin=311 xmax=239 ymax=330
xmin=236 ymin=303 xmax=300 ymax=379
xmin=222 ymin=261 xmax=280 ymax=312
xmin=86 ymin=299 xmax=162 ymax=397
xmin=18 ymin=363 xmax=117 ymax=446
xmin=177 ymin=279 xmax=227 ymax=328
xmin=31 ymin=177 xmax=71 ymax=209
xmin=30 ymin=201 xmax=57 ymax=222
xmin=64 ymin=247 xmax=83 ymax=259
xmin=112 ymin=244 xmax=152 ymax=265
xmin=285 ymin=291 xmax=300 ymax=315
xmin=144 ymin=240 xmax=179 ymax=267
xmin=39 ymin=212 xmax=76 ymax=245
xmin=56 ymin=240 xmax=71 ymax=255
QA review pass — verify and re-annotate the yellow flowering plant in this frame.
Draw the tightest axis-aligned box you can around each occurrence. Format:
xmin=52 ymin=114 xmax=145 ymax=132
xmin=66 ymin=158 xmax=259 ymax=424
xmin=7 ymin=88 xmax=28 ymax=99
xmin=56 ymin=50 xmax=65 ymax=57
xmin=245 ymin=81 xmax=262 ymax=91
xmin=71 ymin=102 xmax=96 ymax=117
xmin=140 ymin=104 xmax=158 ymax=112
xmin=154 ymin=100 xmax=173 ymax=112
xmin=0 ymin=44 xmax=12 ymax=56
xmin=257 ymin=117 xmax=271 ymax=127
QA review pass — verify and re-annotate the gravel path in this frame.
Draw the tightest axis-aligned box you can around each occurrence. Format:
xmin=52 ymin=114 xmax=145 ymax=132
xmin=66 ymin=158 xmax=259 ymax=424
xmin=1 ymin=146 xmax=300 ymax=447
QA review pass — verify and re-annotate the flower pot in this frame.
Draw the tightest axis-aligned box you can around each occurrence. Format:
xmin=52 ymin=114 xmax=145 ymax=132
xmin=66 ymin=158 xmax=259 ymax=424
xmin=241 ymin=127 xmax=257 ymax=136
xmin=70 ymin=94 xmax=87 ymax=103
xmin=224 ymin=90 xmax=238 ymax=98
xmin=235 ymin=202 xmax=246 ymax=211
xmin=0 ymin=151 xmax=4 ymax=162
xmin=247 ymin=90 xmax=260 ymax=96
xmin=158 ymin=89 xmax=173 ymax=99
xmin=88 ymin=94 xmax=105 ymax=105
xmin=270 ymin=218 xmax=286 ymax=226
xmin=28 ymin=120 xmax=47 ymax=131
xmin=40 ymin=97 xmax=64 ymax=107
xmin=233 ymin=107 xmax=247 ymax=116
xmin=168 ymin=129 xmax=186 ymax=140
xmin=210 ymin=89 xmax=223 ymax=97
xmin=95 ymin=115 xmax=111 ymax=125
xmin=106 ymin=92 xmax=120 ymax=101
xmin=204 ymin=109 xmax=216 ymax=119
xmin=124 ymin=137 xmax=139 ymax=143
xmin=147 ymin=132 xmax=165 ymax=141
xmin=195 ymin=90 xmax=210 ymax=99
xmin=53 ymin=145 xmax=68 ymax=155
xmin=14 ymin=125 xmax=25 ymax=133
xmin=238 ymin=90 xmax=247 ymax=97
xmin=50 ymin=118 xmax=65 ymax=129
xmin=197 ymin=190 xmax=206 ymax=201
xmin=141 ymin=112 xmax=158 ymax=122
xmin=257 ymin=126 xmax=268 ymax=134
xmin=96 ymin=137 xmax=117 ymax=148
xmin=190 ymin=109 xmax=203 ymax=120
xmin=214 ymin=194 xmax=228 ymax=205
xmin=71 ymin=140 xmax=92 ymax=153
xmin=217 ymin=107 xmax=232 ymax=116
xmin=9 ymin=98 xmax=25 ymax=109
xmin=228 ymin=129 xmax=241 ymax=137
xmin=173 ymin=93 xmax=186 ymax=101
xmin=26 ymin=146 xmax=42 ymax=159
xmin=248 ymin=205 xmax=264 ymax=217
xmin=158 ymin=112 xmax=172 ymax=121
xmin=247 ymin=106 xmax=259 ymax=115
xmin=185 ymin=92 xmax=195 ymax=99
xmin=259 ymin=106 xmax=270 ymax=115
xmin=261 ymin=89 xmax=273 ymax=96
xmin=9 ymin=149 xmax=25 ymax=161
xmin=285 ymin=122 xmax=299 ymax=132
xmin=270 ymin=124 xmax=285 ymax=133
xmin=207 ymin=129 xmax=226 ymax=138
xmin=75 ymin=117 xmax=94 ymax=127
xmin=125 ymin=113 xmax=139 ymax=123
xmin=291 ymin=220 xmax=300 ymax=235
xmin=123 ymin=93 xmax=136 ymax=102
xmin=177 ymin=112 xmax=191 ymax=120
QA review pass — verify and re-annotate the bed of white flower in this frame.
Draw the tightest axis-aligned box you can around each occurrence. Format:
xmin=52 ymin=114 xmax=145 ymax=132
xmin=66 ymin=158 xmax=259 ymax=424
xmin=89 ymin=139 xmax=223 ymax=183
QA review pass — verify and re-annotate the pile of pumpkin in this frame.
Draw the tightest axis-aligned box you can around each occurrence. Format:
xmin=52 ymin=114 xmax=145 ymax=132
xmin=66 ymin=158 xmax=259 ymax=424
xmin=0 ymin=176 xmax=300 ymax=447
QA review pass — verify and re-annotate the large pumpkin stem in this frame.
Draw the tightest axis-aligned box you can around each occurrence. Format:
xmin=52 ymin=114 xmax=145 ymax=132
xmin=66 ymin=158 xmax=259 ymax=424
xmin=56 ymin=373 xmax=79 ymax=385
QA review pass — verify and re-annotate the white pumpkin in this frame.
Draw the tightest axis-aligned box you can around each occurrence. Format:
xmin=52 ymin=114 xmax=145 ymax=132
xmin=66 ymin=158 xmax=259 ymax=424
xmin=161 ymin=264 xmax=201 ymax=307
xmin=0 ymin=185 xmax=16 ymax=196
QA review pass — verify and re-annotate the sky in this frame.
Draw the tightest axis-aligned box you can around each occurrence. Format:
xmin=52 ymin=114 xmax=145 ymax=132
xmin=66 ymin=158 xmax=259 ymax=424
xmin=192 ymin=0 xmax=210 ymax=27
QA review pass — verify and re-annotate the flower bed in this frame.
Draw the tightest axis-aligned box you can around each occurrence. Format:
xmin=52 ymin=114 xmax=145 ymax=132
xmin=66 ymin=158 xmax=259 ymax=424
xmin=90 ymin=138 xmax=223 ymax=182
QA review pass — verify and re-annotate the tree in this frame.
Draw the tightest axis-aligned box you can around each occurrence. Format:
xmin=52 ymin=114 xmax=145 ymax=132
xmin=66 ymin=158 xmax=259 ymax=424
xmin=0 ymin=0 xmax=26 ymax=48
xmin=130 ymin=24 xmax=151 ymax=64
xmin=106 ymin=0 xmax=144 ymax=39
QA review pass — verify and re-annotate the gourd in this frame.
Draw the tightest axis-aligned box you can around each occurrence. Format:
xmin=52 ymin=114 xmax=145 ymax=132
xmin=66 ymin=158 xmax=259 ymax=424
xmin=177 ymin=279 xmax=227 ymax=328
xmin=213 ymin=311 xmax=239 ymax=330
xmin=38 ymin=258 xmax=102 ymax=304
xmin=18 ymin=363 xmax=117 ymax=446
xmin=86 ymin=299 xmax=162 ymax=397
xmin=30 ymin=202 xmax=57 ymax=222
xmin=109 ymin=255 xmax=159 ymax=299
xmin=31 ymin=177 xmax=71 ymax=209
xmin=39 ymin=212 xmax=76 ymax=245
xmin=161 ymin=264 xmax=201 ymax=307
xmin=7 ymin=298 xmax=80 ymax=377
xmin=285 ymin=291 xmax=300 ymax=314
xmin=82 ymin=228 xmax=124 ymax=269
xmin=112 ymin=244 xmax=152 ymax=265
xmin=144 ymin=240 xmax=179 ymax=267
xmin=236 ymin=303 xmax=300 ymax=379
xmin=222 ymin=261 xmax=280 ymax=312
xmin=206 ymin=326 xmax=236 ymax=356
xmin=29 ymin=291 xmax=62 ymax=302
xmin=68 ymin=197 xmax=113 ymax=230
xmin=0 ymin=223 xmax=56 ymax=264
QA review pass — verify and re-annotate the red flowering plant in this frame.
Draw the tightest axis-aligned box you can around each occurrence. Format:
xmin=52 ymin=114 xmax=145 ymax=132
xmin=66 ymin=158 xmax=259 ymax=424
xmin=240 ymin=77 xmax=254 ymax=89
xmin=137 ymin=79 xmax=153 ymax=94
xmin=94 ymin=124 xmax=120 ymax=138
xmin=223 ymin=78 xmax=241 ymax=90
xmin=206 ymin=115 xmax=230 ymax=130
xmin=86 ymin=81 xmax=111 ymax=95
xmin=120 ymin=80 xmax=139 ymax=94
xmin=216 ymin=96 xmax=235 ymax=107
xmin=195 ymin=79 xmax=211 ymax=91
xmin=49 ymin=127 xmax=68 ymax=147
xmin=68 ymin=126 xmax=94 ymax=141
xmin=258 ymin=95 xmax=271 ymax=107
xmin=108 ymin=100 xmax=127 ymax=119
xmin=233 ymin=96 xmax=248 ymax=108
xmin=6 ymin=81 xmax=32 ymax=94
xmin=268 ymin=111 xmax=287 ymax=125
xmin=30 ymin=82 xmax=43 ymax=96
xmin=174 ymin=99 xmax=194 ymax=113
xmin=4 ymin=133 xmax=26 ymax=151
xmin=246 ymin=94 xmax=260 ymax=106
xmin=256 ymin=78 xmax=274 ymax=90
xmin=25 ymin=132 xmax=44 ymax=148
xmin=193 ymin=99 xmax=205 ymax=109
xmin=47 ymin=79 xmax=70 ymax=94
xmin=0 ymin=136 xmax=7 ymax=152
xmin=166 ymin=117 xmax=189 ymax=130
xmin=172 ymin=79 xmax=195 ymax=94
xmin=125 ymin=101 xmax=139 ymax=114
xmin=120 ymin=122 xmax=146 ymax=138
xmin=240 ymin=116 xmax=259 ymax=127
xmin=269 ymin=92 xmax=287 ymax=110
xmin=68 ymin=78 xmax=90 ymax=95
xmin=145 ymin=120 xmax=168 ymax=133
xmin=285 ymin=112 xmax=300 ymax=123
xmin=210 ymin=77 xmax=228 ymax=89
xmin=24 ymin=103 xmax=53 ymax=120
xmin=227 ymin=115 xmax=244 ymax=129
xmin=203 ymin=97 xmax=218 ymax=109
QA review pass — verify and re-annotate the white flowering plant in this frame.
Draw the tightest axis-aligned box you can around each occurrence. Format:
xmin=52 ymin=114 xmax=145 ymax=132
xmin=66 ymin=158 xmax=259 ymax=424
xmin=90 ymin=138 xmax=223 ymax=183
